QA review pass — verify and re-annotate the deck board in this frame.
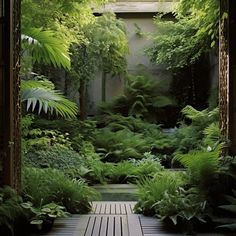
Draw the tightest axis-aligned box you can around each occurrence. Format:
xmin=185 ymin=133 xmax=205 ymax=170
xmin=31 ymin=202 xmax=230 ymax=236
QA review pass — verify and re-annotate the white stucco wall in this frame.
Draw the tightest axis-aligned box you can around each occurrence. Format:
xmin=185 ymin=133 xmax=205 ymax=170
xmin=88 ymin=3 xmax=175 ymax=115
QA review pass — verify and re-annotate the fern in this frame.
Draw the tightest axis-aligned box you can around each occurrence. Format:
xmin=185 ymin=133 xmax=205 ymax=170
xmin=181 ymin=105 xmax=219 ymax=128
xmin=135 ymin=171 xmax=186 ymax=215
xmin=174 ymin=148 xmax=220 ymax=195
xmin=203 ymin=122 xmax=222 ymax=148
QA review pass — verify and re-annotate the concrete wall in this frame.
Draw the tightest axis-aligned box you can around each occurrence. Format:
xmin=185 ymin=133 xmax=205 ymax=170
xmin=87 ymin=12 xmax=173 ymax=115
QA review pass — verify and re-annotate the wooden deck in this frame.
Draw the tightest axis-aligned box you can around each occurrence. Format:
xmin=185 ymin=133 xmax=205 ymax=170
xmin=32 ymin=202 xmax=229 ymax=236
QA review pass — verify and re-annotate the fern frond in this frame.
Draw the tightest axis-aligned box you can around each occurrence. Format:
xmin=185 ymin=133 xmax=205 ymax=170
xmin=174 ymin=148 xmax=220 ymax=193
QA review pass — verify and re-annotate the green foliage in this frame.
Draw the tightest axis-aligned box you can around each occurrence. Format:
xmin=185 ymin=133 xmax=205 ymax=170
xmin=174 ymin=148 xmax=220 ymax=197
xmin=0 ymin=187 xmax=26 ymax=235
xmin=23 ymin=130 xmax=72 ymax=151
xmin=154 ymin=187 xmax=207 ymax=226
xmin=21 ymin=78 xmax=78 ymax=118
xmin=33 ymin=118 xmax=96 ymax=143
xmin=203 ymin=122 xmax=222 ymax=149
xmin=21 ymin=202 xmax=68 ymax=228
xmin=135 ymin=171 xmax=186 ymax=216
xmin=129 ymin=152 xmax=164 ymax=179
xmin=104 ymin=161 xmax=137 ymax=184
xmin=92 ymin=128 xmax=151 ymax=162
xmin=98 ymin=75 xmax=174 ymax=121
xmin=23 ymin=144 xmax=80 ymax=168
xmin=93 ymin=114 xmax=175 ymax=162
xmin=173 ymin=106 xmax=219 ymax=153
xmin=22 ymin=28 xmax=70 ymax=70
xmin=93 ymin=12 xmax=129 ymax=75
xmin=146 ymin=0 xmax=219 ymax=70
xmin=22 ymin=167 xmax=99 ymax=213
xmin=182 ymin=105 xmax=219 ymax=126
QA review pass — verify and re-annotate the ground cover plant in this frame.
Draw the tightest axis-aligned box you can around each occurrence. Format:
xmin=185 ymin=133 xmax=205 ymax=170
xmin=22 ymin=167 xmax=99 ymax=214
xmin=92 ymin=113 xmax=175 ymax=163
xmin=98 ymin=74 xmax=175 ymax=124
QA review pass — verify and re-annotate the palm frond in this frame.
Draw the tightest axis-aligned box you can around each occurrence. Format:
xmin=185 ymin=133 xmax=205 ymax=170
xmin=22 ymin=28 xmax=71 ymax=70
xmin=21 ymin=80 xmax=78 ymax=119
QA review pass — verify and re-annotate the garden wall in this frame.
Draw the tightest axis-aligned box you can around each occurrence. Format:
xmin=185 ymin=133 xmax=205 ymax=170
xmin=88 ymin=1 xmax=176 ymax=115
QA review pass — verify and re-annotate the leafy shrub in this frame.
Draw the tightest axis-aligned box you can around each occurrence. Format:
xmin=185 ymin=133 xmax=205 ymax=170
xmin=129 ymin=152 xmax=164 ymax=179
xmin=103 ymin=161 xmax=136 ymax=184
xmin=92 ymin=128 xmax=151 ymax=162
xmin=173 ymin=106 xmax=219 ymax=153
xmin=33 ymin=118 xmax=96 ymax=144
xmin=154 ymin=187 xmax=207 ymax=227
xmin=174 ymin=148 xmax=219 ymax=198
xmin=22 ymin=167 xmax=99 ymax=213
xmin=23 ymin=128 xmax=72 ymax=152
xmin=23 ymin=144 xmax=82 ymax=170
xmin=76 ymin=142 xmax=107 ymax=184
xmin=21 ymin=202 xmax=69 ymax=232
xmin=203 ymin=122 xmax=223 ymax=149
xmin=94 ymin=114 xmax=175 ymax=156
xmin=135 ymin=171 xmax=187 ymax=215
xmin=0 ymin=187 xmax=27 ymax=236
xmin=101 ymin=153 xmax=164 ymax=184
xmin=98 ymin=74 xmax=175 ymax=123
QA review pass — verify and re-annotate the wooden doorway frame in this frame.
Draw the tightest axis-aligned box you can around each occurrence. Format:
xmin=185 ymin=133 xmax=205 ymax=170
xmin=0 ymin=0 xmax=235 ymax=191
xmin=0 ymin=0 xmax=21 ymax=190
xmin=219 ymin=0 xmax=236 ymax=155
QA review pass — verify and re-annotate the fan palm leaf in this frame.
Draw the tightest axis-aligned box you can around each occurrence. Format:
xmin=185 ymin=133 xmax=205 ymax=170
xmin=22 ymin=28 xmax=71 ymax=70
xmin=21 ymin=80 xmax=78 ymax=119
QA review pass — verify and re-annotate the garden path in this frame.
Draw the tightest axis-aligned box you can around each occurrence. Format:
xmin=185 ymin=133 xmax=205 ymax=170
xmin=32 ymin=201 xmax=228 ymax=236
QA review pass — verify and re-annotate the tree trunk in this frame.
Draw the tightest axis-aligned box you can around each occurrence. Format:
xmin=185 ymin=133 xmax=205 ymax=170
xmin=79 ymin=80 xmax=86 ymax=120
xmin=102 ymin=71 xmax=107 ymax=102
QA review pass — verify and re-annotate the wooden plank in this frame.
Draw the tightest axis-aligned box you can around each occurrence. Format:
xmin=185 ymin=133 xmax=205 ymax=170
xmin=85 ymin=216 xmax=96 ymax=236
xmin=105 ymin=203 xmax=111 ymax=214
xmin=125 ymin=203 xmax=132 ymax=214
xmin=97 ymin=204 xmax=102 ymax=214
xmin=114 ymin=216 xmax=122 ymax=236
xmin=120 ymin=203 xmax=126 ymax=214
xmin=100 ymin=216 xmax=108 ymax=236
xmin=127 ymin=214 xmax=143 ymax=236
xmin=111 ymin=203 xmax=116 ymax=214
xmin=116 ymin=203 xmax=121 ymax=215
xmin=107 ymin=216 xmax=114 ymax=236
xmin=121 ymin=215 xmax=129 ymax=236
xmin=100 ymin=203 xmax=106 ymax=214
xmin=73 ymin=215 xmax=90 ymax=236
xmin=92 ymin=216 xmax=102 ymax=236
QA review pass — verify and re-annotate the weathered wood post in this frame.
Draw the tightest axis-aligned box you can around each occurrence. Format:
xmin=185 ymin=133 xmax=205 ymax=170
xmin=219 ymin=0 xmax=236 ymax=155
xmin=0 ymin=0 xmax=21 ymax=190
